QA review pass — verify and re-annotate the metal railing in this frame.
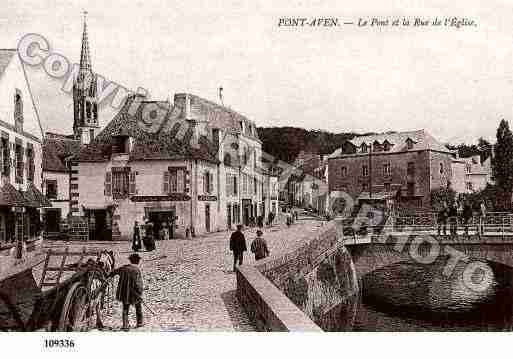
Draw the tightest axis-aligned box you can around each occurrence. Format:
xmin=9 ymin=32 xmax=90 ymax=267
xmin=341 ymin=212 xmax=513 ymax=242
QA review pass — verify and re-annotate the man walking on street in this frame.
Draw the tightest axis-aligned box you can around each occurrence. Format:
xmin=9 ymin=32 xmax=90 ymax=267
xmin=229 ymin=224 xmax=247 ymax=272
xmin=109 ymin=253 xmax=144 ymax=331
xmin=251 ymin=230 xmax=269 ymax=261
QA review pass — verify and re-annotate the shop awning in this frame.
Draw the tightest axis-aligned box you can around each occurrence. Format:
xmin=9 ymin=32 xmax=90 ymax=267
xmin=0 ymin=183 xmax=30 ymax=207
xmin=23 ymin=183 xmax=52 ymax=208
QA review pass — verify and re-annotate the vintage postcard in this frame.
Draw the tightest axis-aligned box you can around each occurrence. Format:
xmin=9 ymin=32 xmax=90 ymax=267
xmin=0 ymin=0 xmax=512 ymax=356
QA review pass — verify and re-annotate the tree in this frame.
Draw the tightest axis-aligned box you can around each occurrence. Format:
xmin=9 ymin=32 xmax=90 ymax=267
xmin=493 ymin=120 xmax=513 ymax=210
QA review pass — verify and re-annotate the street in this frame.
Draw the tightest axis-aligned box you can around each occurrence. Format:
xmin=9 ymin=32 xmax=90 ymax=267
xmin=43 ymin=215 xmax=324 ymax=331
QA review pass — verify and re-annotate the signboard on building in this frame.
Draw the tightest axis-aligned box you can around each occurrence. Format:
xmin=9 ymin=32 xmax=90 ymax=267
xmin=198 ymin=195 xmax=217 ymax=201
xmin=130 ymin=194 xmax=191 ymax=202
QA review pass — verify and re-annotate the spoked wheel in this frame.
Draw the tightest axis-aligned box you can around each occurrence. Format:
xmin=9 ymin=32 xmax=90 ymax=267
xmin=58 ymin=282 xmax=92 ymax=331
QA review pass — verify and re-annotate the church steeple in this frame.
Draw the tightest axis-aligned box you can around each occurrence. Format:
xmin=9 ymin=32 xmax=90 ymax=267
xmin=73 ymin=11 xmax=98 ymax=144
xmin=79 ymin=11 xmax=92 ymax=74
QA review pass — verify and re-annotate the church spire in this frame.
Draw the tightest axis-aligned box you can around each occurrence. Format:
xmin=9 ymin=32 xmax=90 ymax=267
xmin=79 ymin=11 xmax=91 ymax=72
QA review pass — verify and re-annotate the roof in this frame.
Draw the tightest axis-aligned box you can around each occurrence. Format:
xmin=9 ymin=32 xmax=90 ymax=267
xmin=43 ymin=136 xmax=81 ymax=172
xmin=0 ymin=49 xmax=16 ymax=80
xmin=23 ymin=182 xmax=52 ymax=207
xmin=0 ymin=183 xmax=30 ymax=207
xmin=80 ymin=96 xmax=219 ymax=163
xmin=185 ymin=94 xmax=260 ymax=141
xmin=329 ymin=129 xmax=453 ymax=158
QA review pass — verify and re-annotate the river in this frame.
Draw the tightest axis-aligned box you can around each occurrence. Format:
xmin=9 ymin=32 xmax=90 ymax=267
xmin=352 ymin=257 xmax=513 ymax=331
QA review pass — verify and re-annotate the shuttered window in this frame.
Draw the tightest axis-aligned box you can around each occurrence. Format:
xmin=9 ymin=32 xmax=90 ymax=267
xmin=104 ymin=172 xmax=112 ymax=196
xmin=177 ymin=169 xmax=184 ymax=193
xmin=129 ymin=172 xmax=136 ymax=195
xmin=163 ymin=171 xmax=170 ymax=194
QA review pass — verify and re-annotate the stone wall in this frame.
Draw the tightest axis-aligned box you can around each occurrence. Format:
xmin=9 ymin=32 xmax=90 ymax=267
xmin=237 ymin=220 xmax=360 ymax=331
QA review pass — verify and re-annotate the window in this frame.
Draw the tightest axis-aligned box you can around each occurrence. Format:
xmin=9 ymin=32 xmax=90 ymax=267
xmin=15 ymin=142 xmax=23 ymax=184
xmin=407 ymin=182 xmax=415 ymax=197
xmin=373 ymin=142 xmax=381 ymax=152
xmin=26 ymin=145 xmax=34 ymax=182
xmin=204 ymin=171 xmax=213 ymax=194
xmin=383 ymin=163 xmax=391 ymax=176
xmin=465 ymin=164 xmax=471 ymax=174
xmin=383 ymin=141 xmax=391 ymax=151
xmin=466 ymin=182 xmax=473 ymax=191
xmin=89 ymin=129 xmax=95 ymax=142
xmin=384 ymin=183 xmax=391 ymax=192
xmin=254 ymin=177 xmax=257 ymax=195
xmin=112 ymin=168 xmax=130 ymax=199
xmin=362 ymin=183 xmax=368 ymax=191
xmin=407 ymin=162 xmax=415 ymax=176
xmin=361 ymin=143 xmax=368 ymax=153
xmin=86 ymin=101 xmax=91 ymax=120
xmin=46 ymin=180 xmax=57 ymax=199
xmin=164 ymin=168 xmax=184 ymax=194
xmin=406 ymin=139 xmax=414 ymax=150
xmin=341 ymin=166 xmax=347 ymax=177
xmin=439 ymin=163 xmax=444 ymax=175
xmin=14 ymin=90 xmax=23 ymax=133
xmin=224 ymin=153 xmax=232 ymax=167
xmin=233 ymin=176 xmax=238 ymax=196
xmin=362 ymin=165 xmax=369 ymax=177
xmin=1 ymin=136 xmax=10 ymax=177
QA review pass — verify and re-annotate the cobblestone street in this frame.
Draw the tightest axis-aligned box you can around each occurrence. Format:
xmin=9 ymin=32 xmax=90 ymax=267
xmin=43 ymin=216 xmax=323 ymax=331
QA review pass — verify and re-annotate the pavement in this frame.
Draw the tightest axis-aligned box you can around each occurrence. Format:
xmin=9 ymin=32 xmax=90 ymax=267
xmin=43 ymin=215 xmax=324 ymax=332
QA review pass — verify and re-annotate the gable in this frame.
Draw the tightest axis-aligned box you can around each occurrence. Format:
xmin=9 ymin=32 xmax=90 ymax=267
xmin=0 ymin=50 xmax=43 ymax=142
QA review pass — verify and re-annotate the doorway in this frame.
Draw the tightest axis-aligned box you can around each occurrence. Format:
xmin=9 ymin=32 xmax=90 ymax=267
xmin=205 ymin=204 xmax=210 ymax=232
xmin=89 ymin=209 xmax=111 ymax=241
xmin=227 ymin=204 xmax=231 ymax=229
xmin=45 ymin=208 xmax=61 ymax=233
xmin=148 ymin=211 xmax=175 ymax=239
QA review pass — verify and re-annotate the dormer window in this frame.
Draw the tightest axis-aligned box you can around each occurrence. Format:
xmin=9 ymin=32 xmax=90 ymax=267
xmin=361 ymin=143 xmax=368 ymax=153
xmin=383 ymin=140 xmax=393 ymax=152
xmin=406 ymin=138 xmax=415 ymax=150
xmin=373 ymin=141 xmax=382 ymax=152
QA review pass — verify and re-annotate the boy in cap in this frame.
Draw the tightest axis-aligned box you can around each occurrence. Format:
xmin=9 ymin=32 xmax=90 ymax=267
xmin=250 ymin=230 xmax=269 ymax=261
xmin=109 ymin=253 xmax=144 ymax=330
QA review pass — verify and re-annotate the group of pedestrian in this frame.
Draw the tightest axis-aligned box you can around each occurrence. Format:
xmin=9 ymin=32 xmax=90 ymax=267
xmin=132 ymin=221 xmax=156 ymax=252
xmin=437 ymin=200 xmax=487 ymax=236
xmin=285 ymin=208 xmax=298 ymax=227
xmin=229 ymin=224 xmax=270 ymax=272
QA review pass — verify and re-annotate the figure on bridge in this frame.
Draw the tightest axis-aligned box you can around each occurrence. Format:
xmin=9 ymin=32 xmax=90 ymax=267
xmin=437 ymin=202 xmax=448 ymax=236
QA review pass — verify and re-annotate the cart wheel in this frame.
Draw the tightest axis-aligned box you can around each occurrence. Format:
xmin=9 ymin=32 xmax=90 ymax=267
xmin=58 ymin=282 xmax=90 ymax=332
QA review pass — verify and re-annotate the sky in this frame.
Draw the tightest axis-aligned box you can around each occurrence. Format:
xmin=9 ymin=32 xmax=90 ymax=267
xmin=1 ymin=0 xmax=512 ymax=145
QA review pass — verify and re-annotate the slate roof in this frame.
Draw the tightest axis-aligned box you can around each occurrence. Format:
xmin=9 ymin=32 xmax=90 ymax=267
xmin=186 ymin=94 xmax=260 ymax=141
xmin=0 ymin=49 xmax=16 ymax=80
xmin=80 ymin=96 xmax=220 ymax=163
xmin=43 ymin=135 xmax=81 ymax=172
xmin=0 ymin=183 xmax=30 ymax=207
xmin=23 ymin=182 xmax=52 ymax=207
xmin=329 ymin=129 xmax=453 ymax=158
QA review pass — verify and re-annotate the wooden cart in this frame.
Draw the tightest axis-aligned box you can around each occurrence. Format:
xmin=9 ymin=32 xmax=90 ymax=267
xmin=0 ymin=247 xmax=115 ymax=331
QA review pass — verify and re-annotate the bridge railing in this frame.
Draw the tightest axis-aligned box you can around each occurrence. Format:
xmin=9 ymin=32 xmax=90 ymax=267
xmin=341 ymin=212 xmax=513 ymax=241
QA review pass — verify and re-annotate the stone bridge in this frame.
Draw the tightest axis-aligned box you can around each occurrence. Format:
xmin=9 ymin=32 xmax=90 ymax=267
xmin=345 ymin=234 xmax=513 ymax=280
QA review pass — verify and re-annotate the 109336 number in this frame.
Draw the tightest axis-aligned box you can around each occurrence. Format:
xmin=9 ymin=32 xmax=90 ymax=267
xmin=44 ymin=339 xmax=75 ymax=348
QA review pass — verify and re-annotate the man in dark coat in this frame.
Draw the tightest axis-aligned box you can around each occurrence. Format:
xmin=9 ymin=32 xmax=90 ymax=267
xmin=229 ymin=224 xmax=247 ymax=272
xmin=251 ymin=230 xmax=269 ymax=260
xmin=462 ymin=202 xmax=473 ymax=235
xmin=448 ymin=201 xmax=458 ymax=235
xmin=132 ymin=221 xmax=141 ymax=252
xmin=109 ymin=253 xmax=144 ymax=330
xmin=437 ymin=202 xmax=448 ymax=236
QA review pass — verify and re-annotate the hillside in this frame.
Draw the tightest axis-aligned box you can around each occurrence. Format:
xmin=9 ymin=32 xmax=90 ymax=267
xmin=256 ymin=127 xmax=364 ymax=163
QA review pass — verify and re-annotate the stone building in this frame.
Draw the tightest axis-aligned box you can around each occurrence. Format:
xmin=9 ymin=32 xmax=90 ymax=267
xmin=76 ymin=92 xmax=272 ymax=240
xmin=328 ymin=130 xmax=455 ymax=210
xmin=42 ymin=14 xmax=102 ymax=237
xmin=451 ymin=155 xmax=493 ymax=194
xmin=0 ymin=48 xmax=46 ymax=250
xmin=42 ymin=133 xmax=80 ymax=236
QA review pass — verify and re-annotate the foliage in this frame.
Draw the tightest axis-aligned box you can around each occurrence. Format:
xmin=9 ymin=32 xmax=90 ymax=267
xmin=256 ymin=126 xmax=362 ymax=163
xmin=493 ymin=120 xmax=513 ymax=210
xmin=446 ymin=137 xmax=492 ymax=162
xmin=458 ymin=184 xmax=507 ymax=212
